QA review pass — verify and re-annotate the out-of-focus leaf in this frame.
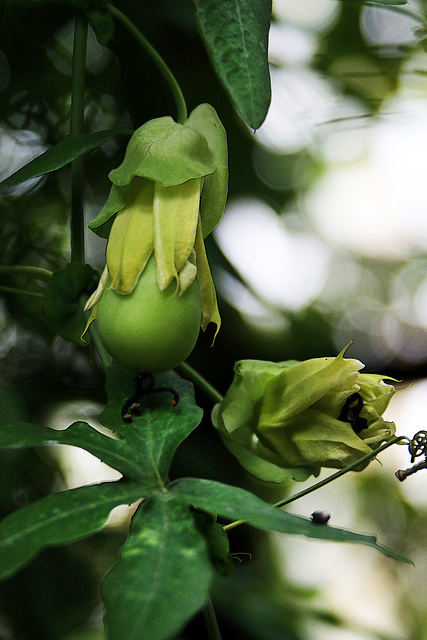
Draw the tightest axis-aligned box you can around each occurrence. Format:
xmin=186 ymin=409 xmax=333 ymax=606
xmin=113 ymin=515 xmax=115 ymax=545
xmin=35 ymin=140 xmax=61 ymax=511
xmin=43 ymin=263 xmax=99 ymax=344
xmin=88 ymin=9 xmax=115 ymax=46
xmin=102 ymin=492 xmax=213 ymax=640
xmin=0 ymin=481 xmax=143 ymax=581
xmin=191 ymin=0 xmax=272 ymax=129
xmin=171 ymin=478 xmax=413 ymax=563
xmin=0 ymin=129 xmax=132 ymax=188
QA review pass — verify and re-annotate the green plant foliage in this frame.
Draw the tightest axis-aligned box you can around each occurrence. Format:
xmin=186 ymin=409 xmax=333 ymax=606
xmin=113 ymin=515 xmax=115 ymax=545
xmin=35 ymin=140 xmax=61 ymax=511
xmin=0 ymin=421 xmax=152 ymax=484
xmin=99 ymin=364 xmax=204 ymax=485
xmin=87 ymin=8 xmax=115 ymax=46
xmin=0 ymin=128 xmax=132 ymax=188
xmin=0 ymin=480 xmax=143 ymax=581
xmin=193 ymin=511 xmax=234 ymax=576
xmin=102 ymin=492 xmax=213 ymax=640
xmin=88 ymin=106 xmax=225 ymax=237
xmin=0 ymin=365 xmax=204 ymax=485
xmin=191 ymin=0 xmax=272 ymax=129
xmin=170 ymin=477 xmax=413 ymax=563
xmin=43 ymin=263 xmax=99 ymax=344
xmin=213 ymin=350 xmax=398 ymax=482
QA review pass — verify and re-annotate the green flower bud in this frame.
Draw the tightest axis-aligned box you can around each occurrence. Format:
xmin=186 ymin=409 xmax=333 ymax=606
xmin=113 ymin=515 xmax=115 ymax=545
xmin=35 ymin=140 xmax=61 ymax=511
xmin=85 ymin=104 xmax=227 ymax=372
xmin=212 ymin=347 xmax=398 ymax=483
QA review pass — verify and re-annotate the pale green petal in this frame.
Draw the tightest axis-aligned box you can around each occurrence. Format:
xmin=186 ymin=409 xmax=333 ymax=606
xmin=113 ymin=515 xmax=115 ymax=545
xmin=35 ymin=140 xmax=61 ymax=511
xmin=153 ymin=179 xmax=202 ymax=291
xmin=185 ymin=104 xmax=229 ymax=237
xmin=89 ymin=182 xmax=131 ymax=239
xmin=84 ymin=264 xmax=109 ymax=311
xmin=178 ymin=250 xmax=198 ymax=295
xmin=220 ymin=360 xmax=295 ymax=435
xmin=258 ymin=408 xmax=373 ymax=470
xmin=359 ymin=419 xmax=396 ymax=446
xmin=106 ymin=177 xmax=154 ymax=294
xmin=194 ymin=219 xmax=221 ymax=338
xmin=81 ymin=300 xmax=100 ymax=341
xmin=212 ymin=405 xmax=317 ymax=482
xmin=109 ymin=117 xmax=215 ymax=187
xmin=260 ymin=346 xmax=363 ymax=427
xmin=358 ymin=375 xmax=397 ymax=418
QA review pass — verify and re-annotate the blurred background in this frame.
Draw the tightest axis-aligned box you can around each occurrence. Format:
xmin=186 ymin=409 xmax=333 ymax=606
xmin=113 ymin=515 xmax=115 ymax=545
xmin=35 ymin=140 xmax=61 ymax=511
xmin=1 ymin=0 xmax=427 ymax=638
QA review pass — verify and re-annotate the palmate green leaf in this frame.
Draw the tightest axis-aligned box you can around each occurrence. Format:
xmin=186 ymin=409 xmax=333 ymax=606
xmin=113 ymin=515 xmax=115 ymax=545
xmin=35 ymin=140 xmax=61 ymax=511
xmin=43 ymin=263 xmax=99 ymax=344
xmin=171 ymin=478 xmax=412 ymax=564
xmin=0 ymin=366 xmax=203 ymax=488
xmin=0 ymin=480 xmax=143 ymax=581
xmin=100 ymin=363 xmax=204 ymax=487
xmin=0 ymin=128 xmax=132 ymax=188
xmin=102 ymin=492 xmax=213 ymax=640
xmin=192 ymin=0 xmax=272 ymax=129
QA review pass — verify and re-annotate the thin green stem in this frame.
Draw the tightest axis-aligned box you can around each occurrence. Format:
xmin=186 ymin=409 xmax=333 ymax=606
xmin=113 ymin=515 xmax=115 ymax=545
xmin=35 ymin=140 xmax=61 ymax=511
xmin=0 ymin=266 xmax=52 ymax=281
xmin=202 ymin=596 xmax=223 ymax=640
xmin=70 ymin=12 xmax=88 ymax=264
xmin=176 ymin=362 xmax=224 ymax=404
xmin=0 ymin=286 xmax=44 ymax=298
xmin=79 ymin=295 xmax=112 ymax=369
xmin=107 ymin=4 xmax=188 ymax=123
xmin=223 ymin=436 xmax=410 ymax=532
xmin=273 ymin=435 xmax=409 ymax=509
xmin=88 ymin=322 xmax=112 ymax=369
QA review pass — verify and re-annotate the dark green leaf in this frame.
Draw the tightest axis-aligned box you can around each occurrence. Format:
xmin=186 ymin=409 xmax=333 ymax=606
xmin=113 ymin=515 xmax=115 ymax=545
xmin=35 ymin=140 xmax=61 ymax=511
xmin=192 ymin=0 xmax=272 ymax=129
xmin=99 ymin=363 xmax=204 ymax=487
xmin=102 ymin=492 xmax=213 ymax=640
xmin=88 ymin=9 xmax=115 ymax=46
xmin=0 ymin=366 xmax=203 ymax=489
xmin=43 ymin=263 xmax=99 ymax=344
xmin=171 ymin=478 xmax=413 ymax=564
xmin=193 ymin=511 xmax=233 ymax=576
xmin=0 ymin=128 xmax=132 ymax=188
xmin=0 ymin=421 xmax=152 ymax=485
xmin=0 ymin=481 xmax=143 ymax=581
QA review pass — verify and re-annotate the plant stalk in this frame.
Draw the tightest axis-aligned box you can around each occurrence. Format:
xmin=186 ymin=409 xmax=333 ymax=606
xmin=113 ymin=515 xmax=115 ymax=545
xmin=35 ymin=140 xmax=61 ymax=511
xmin=107 ymin=4 xmax=188 ymax=123
xmin=0 ymin=266 xmax=52 ymax=281
xmin=223 ymin=436 xmax=409 ymax=532
xmin=177 ymin=362 xmax=224 ymax=404
xmin=0 ymin=286 xmax=44 ymax=298
xmin=88 ymin=323 xmax=112 ymax=369
xmin=70 ymin=12 xmax=88 ymax=264
xmin=203 ymin=596 xmax=223 ymax=640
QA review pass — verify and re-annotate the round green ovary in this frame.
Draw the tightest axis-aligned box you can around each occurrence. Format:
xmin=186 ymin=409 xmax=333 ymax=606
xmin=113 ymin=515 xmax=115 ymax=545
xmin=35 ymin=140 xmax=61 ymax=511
xmin=98 ymin=257 xmax=202 ymax=373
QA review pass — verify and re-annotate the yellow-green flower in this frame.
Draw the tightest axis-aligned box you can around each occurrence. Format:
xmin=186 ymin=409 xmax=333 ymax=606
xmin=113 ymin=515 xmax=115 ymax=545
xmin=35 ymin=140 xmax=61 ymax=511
xmin=212 ymin=347 xmax=398 ymax=482
xmin=85 ymin=104 xmax=227 ymax=372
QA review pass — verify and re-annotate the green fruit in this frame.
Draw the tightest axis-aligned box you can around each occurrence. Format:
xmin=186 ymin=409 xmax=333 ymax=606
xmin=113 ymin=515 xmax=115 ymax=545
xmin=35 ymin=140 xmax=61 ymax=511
xmin=97 ymin=256 xmax=202 ymax=373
